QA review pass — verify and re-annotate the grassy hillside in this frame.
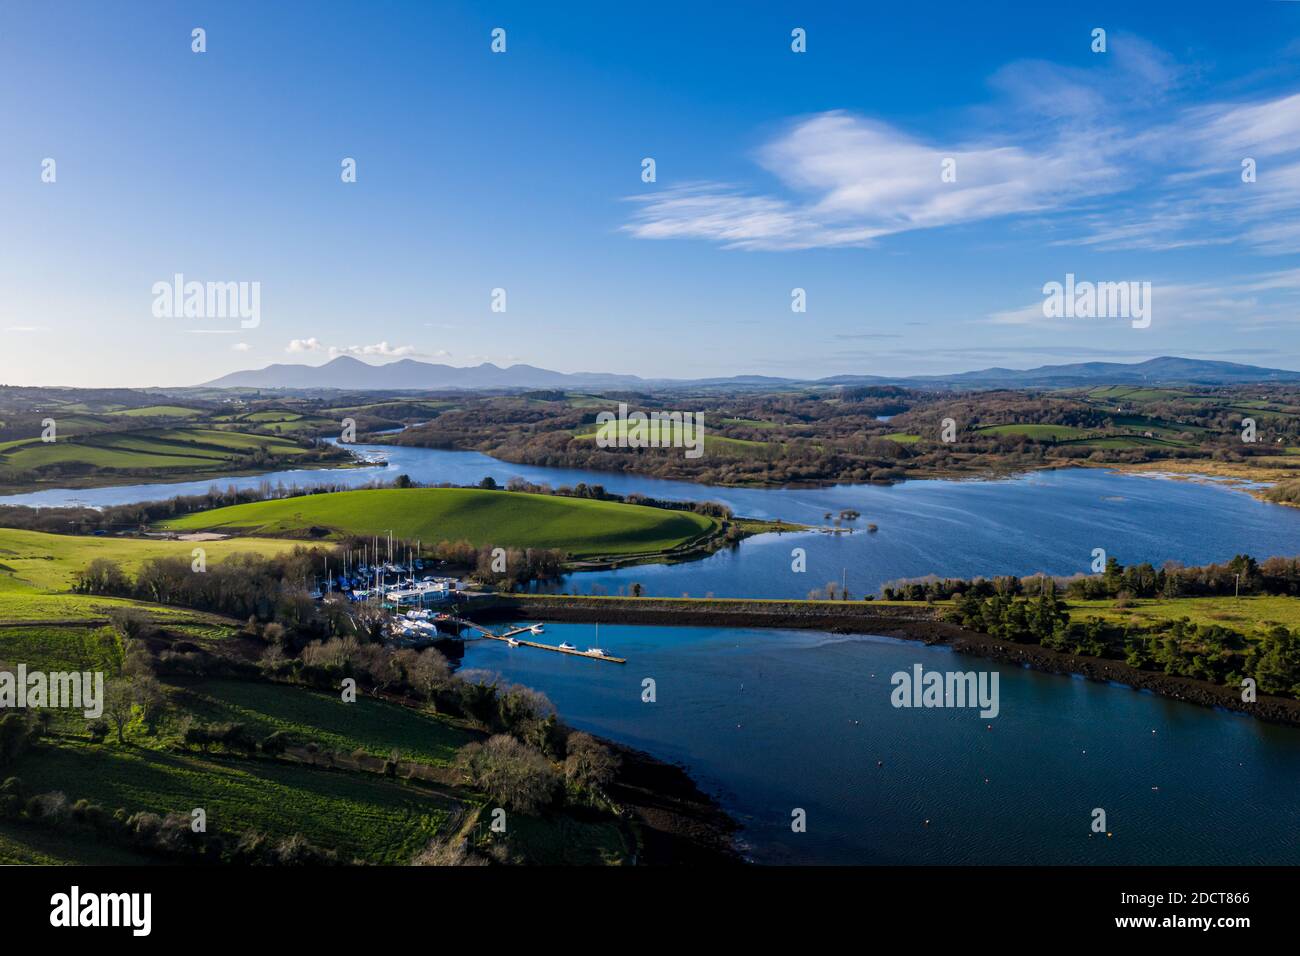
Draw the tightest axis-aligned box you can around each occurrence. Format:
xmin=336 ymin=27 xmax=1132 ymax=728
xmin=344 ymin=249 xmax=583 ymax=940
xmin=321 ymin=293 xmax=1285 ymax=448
xmin=160 ymin=488 xmax=719 ymax=557
xmin=0 ymin=527 xmax=297 ymax=592
xmin=0 ymin=526 xmax=499 ymax=866
xmin=0 ymin=529 xmax=307 ymax=655
xmin=0 ymin=426 xmax=319 ymax=478
xmin=12 ymin=741 xmax=454 ymax=865
xmin=180 ymin=680 xmax=472 ymax=766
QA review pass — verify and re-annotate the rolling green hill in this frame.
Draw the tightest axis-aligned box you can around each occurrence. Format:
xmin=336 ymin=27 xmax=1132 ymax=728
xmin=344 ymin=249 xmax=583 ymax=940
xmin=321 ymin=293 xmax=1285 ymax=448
xmin=0 ymin=426 xmax=315 ymax=475
xmin=12 ymin=741 xmax=453 ymax=865
xmin=160 ymin=487 xmax=719 ymax=557
xmin=0 ymin=527 xmax=301 ymax=592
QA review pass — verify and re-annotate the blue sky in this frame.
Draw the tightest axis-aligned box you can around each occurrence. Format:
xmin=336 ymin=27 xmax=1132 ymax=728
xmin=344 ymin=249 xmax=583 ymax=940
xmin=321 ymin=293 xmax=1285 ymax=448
xmin=2 ymin=0 xmax=1300 ymax=386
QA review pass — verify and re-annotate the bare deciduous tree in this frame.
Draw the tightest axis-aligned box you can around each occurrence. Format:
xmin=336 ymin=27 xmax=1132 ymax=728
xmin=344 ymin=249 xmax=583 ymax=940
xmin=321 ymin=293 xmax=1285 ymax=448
xmin=453 ymin=734 xmax=560 ymax=814
xmin=563 ymin=732 xmax=620 ymax=796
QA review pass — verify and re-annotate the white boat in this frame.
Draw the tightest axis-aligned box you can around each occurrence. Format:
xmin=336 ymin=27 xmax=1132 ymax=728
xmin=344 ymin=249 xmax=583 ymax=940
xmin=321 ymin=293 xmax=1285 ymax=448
xmin=505 ymin=637 xmax=520 ymax=647
xmin=529 ymin=624 xmax=545 ymax=635
xmin=586 ymin=647 xmax=608 ymax=657
xmin=558 ymin=642 xmax=576 ymax=651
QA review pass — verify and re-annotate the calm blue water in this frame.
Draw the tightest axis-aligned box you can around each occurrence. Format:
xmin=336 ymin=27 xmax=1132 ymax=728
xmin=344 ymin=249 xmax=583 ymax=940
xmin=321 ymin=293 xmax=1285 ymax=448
xmin=464 ymin=622 xmax=1300 ymax=865
xmin=8 ymin=442 xmax=1300 ymax=597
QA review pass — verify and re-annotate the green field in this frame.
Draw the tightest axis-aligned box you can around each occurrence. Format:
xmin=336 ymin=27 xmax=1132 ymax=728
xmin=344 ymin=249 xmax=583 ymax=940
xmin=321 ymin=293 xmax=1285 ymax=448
xmin=0 ymin=528 xmax=305 ymax=648
xmin=975 ymin=423 xmax=1092 ymax=440
xmin=0 ymin=618 xmax=125 ymax=732
xmin=561 ymin=395 xmax=614 ymax=409
xmin=160 ymin=488 xmax=719 ymax=557
xmin=107 ymin=405 xmax=205 ymax=418
xmin=242 ymin=410 xmax=303 ymax=422
xmin=0 ymin=527 xmax=300 ymax=592
xmin=883 ymin=432 xmax=921 ymax=444
xmin=0 ymin=575 xmax=230 ymax=630
xmin=1071 ymin=595 xmax=1300 ymax=632
xmin=0 ymin=819 xmax=158 ymax=865
xmin=1083 ymin=386 xmax=1192 ymax=402
xmin=0 ymin=674 xmax=491 ymax=864
xmin=180 ymin=680 xmax=474 ymax=766
xmin=0 ymin=426 xmax=313 ymax=475
xmin=12 ymin=741 xmax=454 ymax=864
xmin=0 ymin=623 xmax=120 ymax=673
xmin=255 ymin=419 xmax=333 ymax=434
xmin=213 ymin=409 xmax=340 ymax=434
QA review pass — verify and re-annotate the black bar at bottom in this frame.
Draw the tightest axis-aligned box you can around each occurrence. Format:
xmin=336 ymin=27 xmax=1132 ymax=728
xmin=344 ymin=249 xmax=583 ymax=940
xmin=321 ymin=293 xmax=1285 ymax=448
xmin=0 ymin=865 xmax=1283 ymax=940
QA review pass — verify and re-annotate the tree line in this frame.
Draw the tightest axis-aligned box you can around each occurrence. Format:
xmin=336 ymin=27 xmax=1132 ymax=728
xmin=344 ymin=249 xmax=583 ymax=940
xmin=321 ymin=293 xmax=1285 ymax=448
xmin=882 ymin=553 xmax=1300 ymax=602
xmin=942 ymin=577 xmax=1300 ymax=698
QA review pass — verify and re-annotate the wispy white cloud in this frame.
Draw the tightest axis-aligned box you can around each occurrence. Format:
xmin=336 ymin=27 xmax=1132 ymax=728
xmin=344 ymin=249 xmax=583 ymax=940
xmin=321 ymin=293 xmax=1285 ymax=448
xmin=624 ymin=110 xmax=1121 ymax=250
xmin=624 ymin=35 xmax=1300 ymax=254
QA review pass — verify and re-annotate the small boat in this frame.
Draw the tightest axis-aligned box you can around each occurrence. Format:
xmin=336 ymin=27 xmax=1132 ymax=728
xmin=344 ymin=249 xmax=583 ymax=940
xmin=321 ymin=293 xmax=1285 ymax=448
xmin=586 ymin=647 xmax=608 ymax=657
xmin=529 ymin=624 xmax=545 ymax=635
xmin=505 ymin=637 xmax=520 ymax=647
xmin=558 ymin=642 xmax=576 ymax=651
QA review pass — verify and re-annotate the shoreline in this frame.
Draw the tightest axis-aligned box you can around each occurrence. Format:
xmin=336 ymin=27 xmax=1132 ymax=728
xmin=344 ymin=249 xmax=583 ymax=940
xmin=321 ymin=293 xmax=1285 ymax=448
xmin=603 ymin=741 xmax=742 ymax=865
xmin=432 ymin=644 xmax=740 ymax=863
xmin=372 ymin=681 xmax=741 ymax=865
xmin=560 ymin=516 xmax=803 ymax=573
xmin=146 ymin=509 xmax=798 ymax=578
xmin=1097 ymin=459 xmax=1296 ymax=505
xmin=478 ymin=595 xmax=1300 ymax=729
xmin=3 ymin=441 xmax=1293 ymax=509
xmin=391 ymin=435 xmax=1300 ymax=504
xmin=0 ymin=458 xmax=365 ymax=499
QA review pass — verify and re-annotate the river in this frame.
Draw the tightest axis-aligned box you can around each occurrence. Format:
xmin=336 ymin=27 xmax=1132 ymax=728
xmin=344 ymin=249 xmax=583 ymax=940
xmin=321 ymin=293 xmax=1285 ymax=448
xmin=7 ymin=440 xmax=1300 ymax=864
xmin=6 ymin=440 xmax=1300 ymax=599
xmin=462 ymin=621 xmax=1300 ymax=864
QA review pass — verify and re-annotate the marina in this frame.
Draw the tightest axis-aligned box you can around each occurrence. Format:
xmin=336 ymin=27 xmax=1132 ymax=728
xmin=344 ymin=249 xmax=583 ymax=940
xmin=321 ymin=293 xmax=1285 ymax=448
xmin=449 ymin=617 xmax=626 ymax=663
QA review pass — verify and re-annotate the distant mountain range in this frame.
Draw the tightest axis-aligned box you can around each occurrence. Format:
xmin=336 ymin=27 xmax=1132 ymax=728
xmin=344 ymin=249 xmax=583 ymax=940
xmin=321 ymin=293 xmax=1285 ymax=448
xmin=845 ymin=356 xmax=1300 ymax=388
xmin=199 ymin=355 xmax=1300 ymax=391
xmin=201 ymin=357 xmax=645 ymax=391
